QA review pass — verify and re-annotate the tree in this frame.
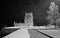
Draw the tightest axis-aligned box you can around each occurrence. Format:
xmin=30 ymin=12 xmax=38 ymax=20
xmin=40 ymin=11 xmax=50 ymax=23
xmin=47 ymin=2 xmax=60 ymax=28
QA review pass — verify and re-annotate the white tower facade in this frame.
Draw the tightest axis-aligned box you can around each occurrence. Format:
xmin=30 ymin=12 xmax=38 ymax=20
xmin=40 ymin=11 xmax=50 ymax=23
xmin=25 ymin=12 xmax=33 ymax=27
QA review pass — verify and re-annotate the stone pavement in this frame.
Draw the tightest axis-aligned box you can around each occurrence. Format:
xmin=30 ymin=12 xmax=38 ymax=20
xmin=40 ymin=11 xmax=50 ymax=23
xmin=3 ymin=28 xmax=30 ymax=38
xmin=2 ymin=27 xmax=60 ymax=38
xmin=37 ymin=29 xmax=60 ymax=38
xmin=3 ymin=29 xmax=49 ymax=38
xmin=28 ymin=29 xmax=49 ymax=38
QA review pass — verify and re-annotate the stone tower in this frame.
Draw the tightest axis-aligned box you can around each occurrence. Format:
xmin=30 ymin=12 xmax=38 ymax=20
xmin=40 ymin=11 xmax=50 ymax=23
xmin=24 ymin=12 xmax=33 ymax=27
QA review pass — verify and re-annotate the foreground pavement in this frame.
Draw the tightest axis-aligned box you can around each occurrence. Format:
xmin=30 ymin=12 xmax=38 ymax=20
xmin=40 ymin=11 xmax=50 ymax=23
xmin=37 ymin=29 xmax=60 ymax=38
xmin=3 ymin=28 xmax=30 ymax=38
xmin=28 ymin=29 xmax=49 ymax=38
xmin=1 ymin=27 xmax=60 ymax=38
xmin=3 ymin=29 xmax=49 ymax=38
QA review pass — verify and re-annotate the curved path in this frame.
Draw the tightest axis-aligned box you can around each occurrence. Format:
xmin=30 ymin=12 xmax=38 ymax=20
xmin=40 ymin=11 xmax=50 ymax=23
xmin=3 ymin=28 xmax=50 ymax=38
xmin=28 ymin=29 xmax=49 ymax=38
xmin=3 ymin=29 xmax=30 ymax=38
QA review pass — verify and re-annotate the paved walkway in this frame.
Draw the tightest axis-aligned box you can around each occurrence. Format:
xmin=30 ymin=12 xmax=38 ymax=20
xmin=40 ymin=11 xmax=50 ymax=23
xmin=3 ymin=28 xmax=30 ymax=38
xmin=3 ymin=29 xmax=49 ymax=38
xmin=2 ymin=27 xmax=60 ymax=38
xmin=28 ymin=29 xmax=49 ymax=38
xmin=38 ymin=29 xmax=60 ymax=38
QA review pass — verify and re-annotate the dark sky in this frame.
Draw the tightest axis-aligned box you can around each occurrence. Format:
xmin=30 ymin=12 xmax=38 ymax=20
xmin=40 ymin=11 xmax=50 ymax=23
xmin=1 ymin=0 xmax=60 ymax=26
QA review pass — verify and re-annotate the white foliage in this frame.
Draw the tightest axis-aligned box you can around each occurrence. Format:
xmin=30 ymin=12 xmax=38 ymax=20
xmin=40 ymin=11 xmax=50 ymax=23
xmin=47 ymin=2 xmax=60 ymax=25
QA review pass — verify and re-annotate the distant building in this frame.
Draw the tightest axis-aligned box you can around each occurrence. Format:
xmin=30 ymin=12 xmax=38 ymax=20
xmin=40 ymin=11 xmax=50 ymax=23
xmin=24 ymin=12 xmax=33 ymax=27
xmin=14 ymin=21 xmax=25 ymax=26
